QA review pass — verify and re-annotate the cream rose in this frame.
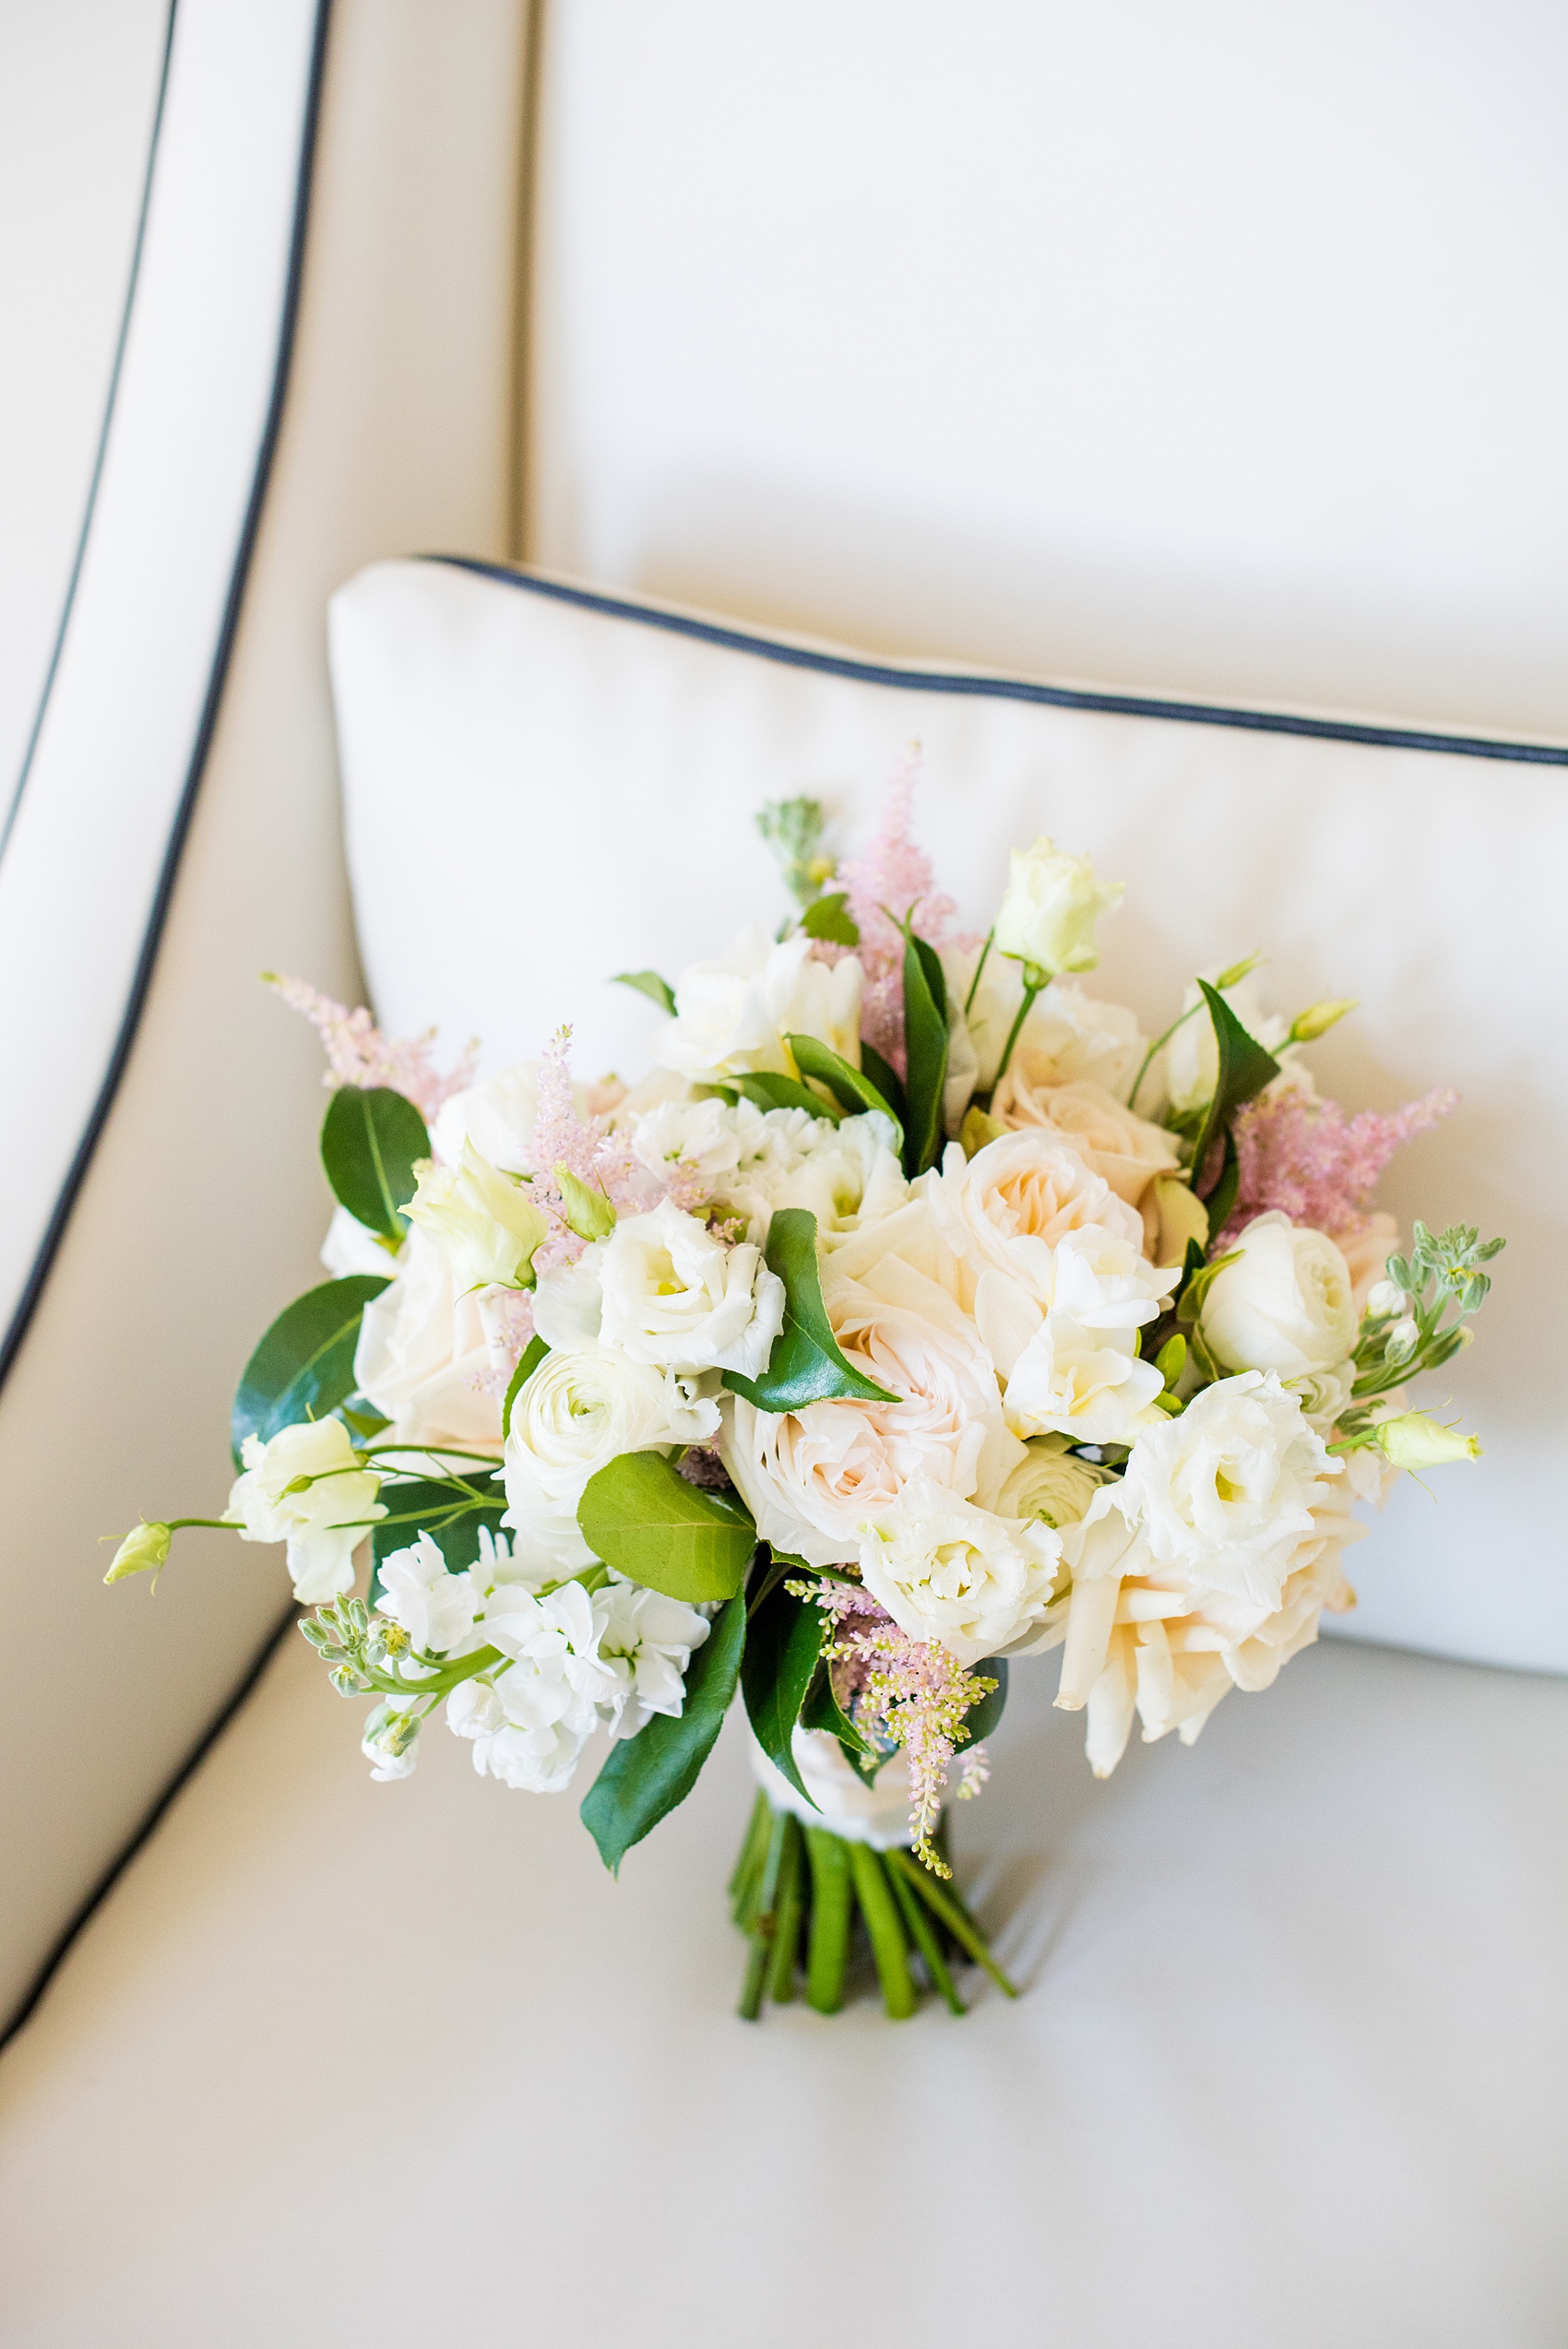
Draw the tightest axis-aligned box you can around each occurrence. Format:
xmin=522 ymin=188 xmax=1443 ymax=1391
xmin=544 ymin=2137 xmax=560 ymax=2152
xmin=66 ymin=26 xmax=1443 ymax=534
xmin=940 ymin=955 xmax=1145 ymax=1097
xmin=1199 ymin=1212 xmax=1358 ymax=1378
xmin=654 ymin=927 xmax=864 ymax=1086
xmin=225 ymin=1418 xmax=385 ymax=1604
xmin=503 ymin=1345 xmax=719 ymax=1573
xmin=595 ymin=1196 xmax=785 ymax=1378
xmin=354 ymin=1226 xmax=506 ymax=1453
xmin=858 ymin=1477 xmax=1063 ymax=1666
xmin=992 ymin=836 xmax=1123 ymax=977
xmin=720 ymin=1252 xmax=1021 ymax=1568
xmin=917 ymin=1128 xmax=1143 ymax=1309
xmin=991 ymin=1074 xmax=1180 ymax=1209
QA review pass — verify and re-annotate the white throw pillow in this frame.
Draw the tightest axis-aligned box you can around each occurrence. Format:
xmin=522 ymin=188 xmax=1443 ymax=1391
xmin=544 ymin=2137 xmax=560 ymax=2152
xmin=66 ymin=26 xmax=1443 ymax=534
xmin=328 ymin=555 xmax=1568 ymax=1675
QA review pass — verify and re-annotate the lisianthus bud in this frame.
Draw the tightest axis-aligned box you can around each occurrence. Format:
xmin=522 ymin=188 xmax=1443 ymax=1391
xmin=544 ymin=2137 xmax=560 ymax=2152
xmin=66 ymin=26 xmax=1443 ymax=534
xmin=992 ymin=837 xmax=1122 ymax=978
xmin=1374 ymin=1412 xmax=1481 ymax=1471
xmin=1288 ymin=997 xmax=1358 ymax=1044
xmin=553 ymin=1163 xmax=616 ymax=1242
xmin=406 ymin=1142 xmax=549 ymax=1291
xmin=104 ymin=1520 xmax=171 ymax=1584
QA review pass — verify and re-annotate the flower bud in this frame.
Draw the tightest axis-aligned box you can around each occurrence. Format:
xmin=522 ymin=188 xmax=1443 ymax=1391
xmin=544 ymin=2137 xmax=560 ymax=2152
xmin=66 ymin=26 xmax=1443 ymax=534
xmin=553 ymin=1163 xmax=617 ymax=1242
xmin=992 ymin=836 xmax=1123 ymax=978
xmin=1374 ymin=1412 xmax=1481 ymax=1471
xmin=1365 ymin=1279 xmax=1406 ymax=1321
xmin=1288 ymin=997 xmax=1358 ymax=1044
xmin=104 ymin=1519 xmax=171 ymax=1585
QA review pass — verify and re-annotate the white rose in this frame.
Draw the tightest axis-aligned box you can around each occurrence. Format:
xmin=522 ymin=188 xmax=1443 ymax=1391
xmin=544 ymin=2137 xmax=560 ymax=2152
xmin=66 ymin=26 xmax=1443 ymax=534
xmin=374 ymin=1532 xmax=480 ymax=1655
xmin=917 ymin=1128 xmax=1144 ymax=1310
xmin=405 ymin=1141 xmax=549 ymax=1292
xmin=1117 ymin=1370 xmax=1335 ymax=1608
xmin=992 ymin=836 xmax=1123 ymax=977
xmin=991 ymin=1075 xmax=1180 ymax=1208
xmin=354 ymin=1225 xmax=505 ymax=1453
xmin=503 ymin=1344 xmax=719 ymax=1572
xmin=996 ymin=1439 xmax=1112 ymax=1529
xmin=595 ymin=1196 xmax=785 ymax=1377
xmin=940 ymin=955 xmax=1144 ymax=1097
xmin=597 ymin=1579 xmax=712 ymax=1738
xmin=1164 ymin=971 xmax=1289 ymax=1119
xmin=858 ymin=1477 xmax=1063 ymax=1666
xmin=225 ymin=1418 xmax=385 ymax=1603
xmin=1200 ymin=1211 xmax=1358 ymax=1378
xmin=720 ymin=1251 xmax=1021 ymax=1568
xmin=431 ymin=1061 xmax=552 ymax=1173
xmin=654 ymin=926 xmax=864 ymax=1086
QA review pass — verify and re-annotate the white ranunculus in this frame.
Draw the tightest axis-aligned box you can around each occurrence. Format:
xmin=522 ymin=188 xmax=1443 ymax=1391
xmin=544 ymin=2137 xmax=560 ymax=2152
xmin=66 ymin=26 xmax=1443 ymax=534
xmin=721 ymin=1251 xmax=1022 ymax=1568
xmin=405 ymin=1141 xmax=549 ymax=1292
xmin=940 ymin=955 xmax=1145 ymax=1097
xmin=996 ymin=1438 xmax=1112 ymax=1530
xmin=446 ymin=1578 xmax=618 ymax=1792
xmin=503 ymin=1344 xmax=719 ymax=1573
xmin=374 ymin=1532 xmax=480 ymax=1655
xmin=225 ymin=1418 xmax=385 ymax=1603
xmin=750 ymin=1727 xmax=918 ymax=1849
xmin=431 ymin=1061 xmax=554 ymax=1173
xmin=596 ymin=1196 xmax=785 ymax=1377
xmin=653 ymin=926 xmax=864 ymax=1086
xmin=992 ymin=836 xmax=1123 ymax=978
xmin=1117 ymin=1370 xmax=1335 ymax=1608
xmin=858 ymin=1477 xmax=1063 ymax=1665
xmin=917 ymin=1128 xmax=1144 ymax=1310
xmin=597 ymin=1579 xmax=712 ymax=1738
xmin=354 ymin=1225 xmax=505 ymax=1453
xmin=1164 ymin=971 xmax=1290 ymax=1118
xmin=1200 ymin=1211 xmax=1358 ymax=1378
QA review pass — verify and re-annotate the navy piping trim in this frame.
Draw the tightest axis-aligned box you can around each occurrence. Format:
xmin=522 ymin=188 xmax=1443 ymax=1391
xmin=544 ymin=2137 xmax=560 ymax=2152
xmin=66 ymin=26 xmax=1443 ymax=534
xmin=0 ymin=0 xmax=335 ymax=1404
xmin=425 ymin=556 xmax=1568 ymax=768
xmin=0 ymin=0 xmax=181 ymax=868
xmin=0 ymin=1605 xmax=299 ymax=2054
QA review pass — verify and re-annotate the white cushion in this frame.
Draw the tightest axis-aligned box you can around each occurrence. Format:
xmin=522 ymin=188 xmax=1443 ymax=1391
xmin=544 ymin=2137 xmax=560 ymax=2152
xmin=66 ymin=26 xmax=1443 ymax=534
xmin=328 ymin=557 xmax=1566 ymax=1675
xmin=2 ymin=1630 xmax=1564 ymax=2346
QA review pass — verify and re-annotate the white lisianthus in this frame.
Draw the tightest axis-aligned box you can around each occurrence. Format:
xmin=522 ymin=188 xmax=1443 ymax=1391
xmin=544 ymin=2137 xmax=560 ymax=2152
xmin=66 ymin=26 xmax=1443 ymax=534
xmin=992 ymin=836 xmax=1123 ymax=977
xmin=721 ymin=1252 xmax=1021 ymax=1568
xmin=595 ymin=1196 xmax=785 ymax=1377
xmin=597 ymin=1579 xmax=712 ymax=1738
xmin=225 ymin=1418 xmax=385 ymax=1603
xmin=917 ymin=1128 xmax=1144 ymax=1310
xmin=354 ymin=1226 xmax=507 ymax=1453
xmin=374 ymin=1532 xmax=480 ymax=1655
xmin=654 ymin=926 xmax=864 ymax=1086
xmin=858 ymin=1477 xmax=1063 ymax=1666
xmin=1117 ymin=1370 xmax=1336 ymax=1608
xmin=1164 ymin=971 xmax=1290 ymax=1118
xmin=405 ymin=1141 xmax=549 ymax=1292
xmin=986 ymin=1307 xmax=1167 ymax=1446
xmin=1200 ymin=1212 xmax=1358 ymax=1378
xmin=447 ymin=1578 xmax=619 ymax=1793
xmin=503 ymin=1344 xmax=719 ymax=1572
xmin=941 ymin=955 xmax=1145 ymax=1097
xmin=996 ymin=1439 xmax=1112 ymax=1530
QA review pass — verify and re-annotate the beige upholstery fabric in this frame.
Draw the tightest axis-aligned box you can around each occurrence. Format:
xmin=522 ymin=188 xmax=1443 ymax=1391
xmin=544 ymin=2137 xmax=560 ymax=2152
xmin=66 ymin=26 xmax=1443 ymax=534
xmin=1 ymin=1631 xmax=1564 ymax=2346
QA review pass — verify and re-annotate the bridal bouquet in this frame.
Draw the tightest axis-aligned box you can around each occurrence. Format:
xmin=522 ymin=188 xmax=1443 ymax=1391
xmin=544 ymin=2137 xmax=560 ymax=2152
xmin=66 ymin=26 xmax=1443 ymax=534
xmin=109 ymin=778 xmax=1501 ymax=2021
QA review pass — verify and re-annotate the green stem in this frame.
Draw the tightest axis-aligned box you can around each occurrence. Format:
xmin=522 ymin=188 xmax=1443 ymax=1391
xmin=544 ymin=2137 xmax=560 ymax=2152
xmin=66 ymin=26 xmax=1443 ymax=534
xmin=991 ymin=975 xmax=1046 ymax=1096
xmin=849 ymin=1845 xmax=918 ymax=2020
xmin=886 ymin=1848 xmax=1018 ymax=1999
xmin=886 ymin=1850 xmax=966 ymax=2015
xmin=729 ymin=1791 xmax=772 ymax=1916
xmin=739 ymin=1808 xmax=790 ymax=2021
xmin=1128 ymin=998 xmax=1206 ymax=1116
xmin=803 ymin=1826 xmax=853 ymax=2014
xmin=765 ymin=1816 xmax=805 ymax=2004
xmin=963 ymin=929 xmax=995 ymax=1016
xmin=165 ymin=1517 xmax=243 ymax=1534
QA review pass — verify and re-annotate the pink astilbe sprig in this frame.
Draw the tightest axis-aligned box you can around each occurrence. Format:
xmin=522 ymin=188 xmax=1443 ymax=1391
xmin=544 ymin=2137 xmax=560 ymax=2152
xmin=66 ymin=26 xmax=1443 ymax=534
xmin=528 ymin=1026 xmax=658 ymax=1270
xmin=267 ymin=974 xmax=478 ymax=1121
xmin=836 ymin=753 xmax=966 ymax=1074
xmin=1219 ymin=1085 xmax=1458 ymax=1248
xmin=805 ymin=1578 xmax=995 ymax=1874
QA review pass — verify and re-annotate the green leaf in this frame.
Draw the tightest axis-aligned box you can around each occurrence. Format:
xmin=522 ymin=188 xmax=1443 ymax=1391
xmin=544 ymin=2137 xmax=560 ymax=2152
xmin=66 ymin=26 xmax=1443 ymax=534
xmin=801 ymin=891 xmax=860 ymax=946
xmin=900 ymin=930 xmax=949 ymax=1176
xmin=368 ymin=1477 xmax=506 ymax=1603
xmin=576 ymin=1450 xmax=756 ymax=1602
xmin=232 ymin=1275 xmax=390 ymax=1465
xmin=1204 ymin=1128 xmax=1241 ymax=1234
xmin=612 ymin=969 xmax=677 ymax=1016
xmin=501 ymin=1334 xmax=549 ymax=1441
xmin=1189 ymin=979 xmax=1279 ymax=1203
xmin=963 ymin=1656 xmax=1008 ymax=1743
xmin=319 ymin=1086 xmax=430 ymax=1242
xmin=580 ymin=1592 xmax=746 ymax=1871
xmin=731 ymin=1070 xmax=843 ymax=1121
xmin=785 ymin=1032 xmax=904 ymax=1153
xmin=723 ymin=1207 xmax=897 ymax=1411
xmin=742 ymin=1581 xmax=827 ymax=1802
xmin=859 ymin=1040 xmax=908 ymax=1123
xmin=800 ymin=1660 xmax=880 ymax=1785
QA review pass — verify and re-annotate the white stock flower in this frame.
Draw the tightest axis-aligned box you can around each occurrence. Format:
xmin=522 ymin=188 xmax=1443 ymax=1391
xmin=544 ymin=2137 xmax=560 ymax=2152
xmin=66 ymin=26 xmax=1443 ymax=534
xmin=374 ymin=1532 xmax=480 ymax=1654
xmin=706 ymin=1107 xmax=908 ymax=1246
xmin=654 ymin=927 xmax=864 ymax=1086
xmin=858 ymin=1477 xmax=1063 ymax=1666
xmin=1200 ymin=1212 xmax=1358 ymax=1378
xmin=722 ymin=1250 xmax=1021 ymax=1568
xmin=940 ymin=956 xmax=1145 ymax=1097
xmin=405 ymin=1142 xmax=549 ymax=1292
xmin=354 ymin=1225 xmax=505 ymax=1453
xmin=1164 ymin=971 xmax=1289 ymax=1118
xmin=597 ymin=1580 xmax=712 ymax=1738
xmin=447 ymin=1578 xmax=618 ymax=1793
xmin=995 ymin=1438 xmax=1112 ymax=1530
xmin=503 ymin=1345 xmax=719 ymax=1572
xmin=225 ymin=1418 xmax=385 ymax=1603
xmin=992 ymin=836 xmax=1122 ymax=977
xmin=1117 ymin=1370 xmax=1336 ymax=1608
xmin=596 ymin=1197 xmax=785 ymax=1377
xmin=918 ymin=1128 xmax=1144 ymax=1310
